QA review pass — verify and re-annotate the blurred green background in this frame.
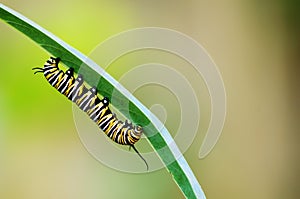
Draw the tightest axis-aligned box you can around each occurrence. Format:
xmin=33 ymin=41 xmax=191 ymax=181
xmin=0 ymin=0 xmax=299 ymax=198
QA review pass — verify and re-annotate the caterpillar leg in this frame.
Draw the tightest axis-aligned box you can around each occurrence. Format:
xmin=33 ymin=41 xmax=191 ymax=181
xmin=124 ymin=120 xmax=133 ymax=128
xmin=51 ymin=57 xmax=61 ymax=65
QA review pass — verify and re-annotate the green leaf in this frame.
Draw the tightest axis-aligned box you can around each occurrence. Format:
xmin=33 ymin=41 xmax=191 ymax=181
xmin=0 ymin=4 xmax=206 ymax=199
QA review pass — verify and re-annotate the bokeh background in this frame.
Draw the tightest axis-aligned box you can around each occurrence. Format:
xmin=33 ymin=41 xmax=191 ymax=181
xmin=0 ymin=0 xmax=299 ymax=198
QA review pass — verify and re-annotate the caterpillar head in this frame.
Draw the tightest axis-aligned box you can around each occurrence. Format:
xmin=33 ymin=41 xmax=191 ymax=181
xmin=33 ymin=57 xmax=60 ymax=75
xmin=47 ymin=57 xmax=60 ymax=66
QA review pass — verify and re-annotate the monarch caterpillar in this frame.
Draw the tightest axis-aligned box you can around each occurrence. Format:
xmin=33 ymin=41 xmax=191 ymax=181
xmin=33 ymin=57 xmax=148 ymax=170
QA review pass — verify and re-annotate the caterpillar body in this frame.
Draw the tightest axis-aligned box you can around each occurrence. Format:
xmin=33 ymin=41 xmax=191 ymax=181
xmin=33 ymin=57 xmax=148 ymax=170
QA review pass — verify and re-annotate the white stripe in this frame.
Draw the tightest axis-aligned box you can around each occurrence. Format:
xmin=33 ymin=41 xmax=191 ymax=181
xmin=101 ymin=115 xmax=113 ymax=130
xmin=95 ymin=106 xmax=107 ymax=121
xmin=67 ymin=82 xmax=78 ymax=98
xmin=57 ymin=76 xmax=68 ymax=91
xmin=82 ymin=96 xmax=94 ymax=111
xmin=60 ymin=80 xmax=71 ymax=94
xmin=89 ymin=104 xmax=101 ymax=119
xmin=107 ymin=121 xmax=118 ymax=137
xmin=72 ymin=85 xmax=82 ymax=101
xmin=43 ymin=65 xmax=53 ymax=69
xmin=50 ymin=72 xmax=61 ymax=86
xmin=48 ymin=73 xmax=60 ymax=86
xmin=78 ymin=94 xmax=89 ymax=108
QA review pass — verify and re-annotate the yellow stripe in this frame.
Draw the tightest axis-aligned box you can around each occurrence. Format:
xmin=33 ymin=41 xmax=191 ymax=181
xmin=54 ymin=73 xmax=64 ymax=88
xmin=104 ymin=118 xmax=117 ymax=134
xmin=64 ymin=83 xmax=74 ymax=96
xmin=96 ymin=107 xmax=109 ymax=124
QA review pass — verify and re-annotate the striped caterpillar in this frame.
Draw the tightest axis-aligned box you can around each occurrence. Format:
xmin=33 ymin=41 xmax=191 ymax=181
xmin=33 ymin=57 xmax=148 ymax=170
